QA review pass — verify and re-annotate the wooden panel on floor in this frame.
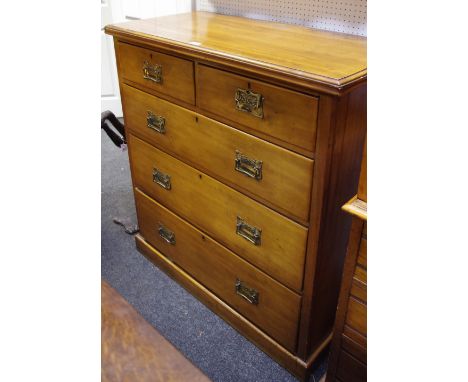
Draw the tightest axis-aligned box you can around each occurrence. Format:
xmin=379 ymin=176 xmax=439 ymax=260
xmin=101 ymin=280 xmax=211 ymax=382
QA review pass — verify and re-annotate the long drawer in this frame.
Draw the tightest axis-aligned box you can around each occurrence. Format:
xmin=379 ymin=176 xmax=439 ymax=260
xmin=128 ymin=134 xmax=308 ymax=292
xmin=135 ymin=188 xmax=301 ymax=352
xmin=196 ymin=64 xmax=319 ymax=152
xmin=118 ymin=42 xmax=195 ymax=104
xmin=122 ymin=84 xmax=314 ymax=222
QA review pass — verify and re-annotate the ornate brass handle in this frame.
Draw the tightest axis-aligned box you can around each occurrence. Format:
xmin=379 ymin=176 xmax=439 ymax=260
xmin=234 ymin=88 xmax=264 ymax=118
xmin=153 ymin=168 xmax=171 ymax=190
xmin=158 ymin=224 xmax=175 ymax=245
xmin=235 ymin=279 xmax=259 ymax=305
xmin=143 ymin=60 xmax=162 ymax=83
xmin=236 ymin=217 xmax=261 ymax=246
xmin=147 ymin=111 xmax=166 ymax=134
xmin=235 ymin=150 xmax=262 ymax=180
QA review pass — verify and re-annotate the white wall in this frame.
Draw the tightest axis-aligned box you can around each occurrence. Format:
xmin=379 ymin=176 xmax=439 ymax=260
xmin=122 ymin=0 xmax=194 ymax=20
xmin=101 ymin=0 xmax=194 ymax=116
xmin=196 ymin=0 xmax=367 ymax=36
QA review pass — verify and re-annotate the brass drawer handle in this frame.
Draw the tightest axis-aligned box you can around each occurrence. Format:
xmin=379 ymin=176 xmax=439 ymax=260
xmin=235 ymin=150 xmax=262 ymax=180
xmin=158 ymin=224 xmax=175 ymax=245
xmin=235 ymin=279 xmax=259 ymax=305
xmin=234 ymin=88 xmax=264 ymax=119
xmin=143 ymin=60 xmax=162 ymax=83
xmin=147 ymin=111 xmax=166 ymax=134
xmin=236 ymin=217 xmax=261 ymax=246
xmin=153 ymin=168 xmax=171 ymax=190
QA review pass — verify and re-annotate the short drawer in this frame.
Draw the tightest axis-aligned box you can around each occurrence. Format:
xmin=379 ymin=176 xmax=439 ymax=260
xmin=123 ymin=84 xmax=314 ymax=222
xmin=128 ymin=134 xmax=308 ymax=292
xmin=346 ymin=297 xmax=367 ymax=337
xmin=196 ymin=65 xmax=318 ymax=152
xmin=341 ymin=334 xmax=366 ymax=365
xmin=135 ymin=188 xmax=301 ymax=352
xmin=118 ymin=42 xmax=195 ymax=104
xmin=336 ymin=350 xmax=367 ymax=382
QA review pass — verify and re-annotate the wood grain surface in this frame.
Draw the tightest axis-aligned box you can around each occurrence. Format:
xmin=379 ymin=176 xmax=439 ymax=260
xmin=297 ymin=85 xmax=367 ymax=359
xmin=129 ymin=134 xmax=308 ymax=292
xmin=106 ymin=12 xmax=368 ymax=380
xmin=101 ymin=280 xmax=210 ymax=382
xmin=135 ymin=235 xmax=330 ymax=381
xmin=135 ymin=188 xmax=301 ymax=351
xmin=122 ymin=84 xmax=314 ymax=222
xmin=326 ymin=140 xmax=367 ymax=382
xmin=336 ymin=350 xmax=366 ymax=382
xmin=105 ymin=12 xmax=366 ymax=90
xmin=357 ymin=138 xmax=367 ymax=202
xmin=118 ymin=42 xmax=195 ymax=104
xmin=196 ymin=65 xmax=318 ymax=152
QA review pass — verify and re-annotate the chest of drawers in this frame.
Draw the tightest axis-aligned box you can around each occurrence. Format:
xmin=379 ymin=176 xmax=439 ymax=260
xmin=326 ymin=140 xmax=367 ymax=382
xmin=105 ymin=12 xmax=367 ymax=381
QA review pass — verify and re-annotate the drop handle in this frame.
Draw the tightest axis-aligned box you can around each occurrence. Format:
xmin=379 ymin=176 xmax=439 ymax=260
xmin=236 ymin=217 xmax=261 ymax=246
xmin=235 ymin=279 xmax=259 ymax=305
xmin=153 ymin=168 xmax=171 ymax=190
xmin=235 ymin=151 xmax=262 ymax=180
xmin=158 ymin=224 xmax=176 ymax=245
xmin=147 ymin=111 xmax=166 ymax=134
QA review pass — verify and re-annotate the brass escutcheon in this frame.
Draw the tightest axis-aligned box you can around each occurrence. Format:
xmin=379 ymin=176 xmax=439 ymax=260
xmin=234 ymin=88 xmax=264 ymax=118
xmin=143 ymin=61 xmax=162 ymax=83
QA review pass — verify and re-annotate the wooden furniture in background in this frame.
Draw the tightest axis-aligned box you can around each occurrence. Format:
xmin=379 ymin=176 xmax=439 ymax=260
xmin=105 ymin=12 xmax=367 ymax=381
xmin=101 ymin=280 xmax=210 ymax=382
xmin=326 ymin=139 xmax=367 ymax=382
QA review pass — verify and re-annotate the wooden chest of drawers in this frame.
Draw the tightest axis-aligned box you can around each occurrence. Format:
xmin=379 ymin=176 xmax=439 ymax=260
xmin=105 ymin=12 xmax=367 ymax=381
xmin=326 ymin=140 xmax=367 ymax=382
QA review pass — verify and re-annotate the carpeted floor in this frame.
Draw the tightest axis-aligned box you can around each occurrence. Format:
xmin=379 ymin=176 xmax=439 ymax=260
xmin=101 ymin=130 xmax=328 ymax=382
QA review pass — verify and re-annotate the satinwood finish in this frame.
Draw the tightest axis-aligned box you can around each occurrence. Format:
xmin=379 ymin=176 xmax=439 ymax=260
xmin=123 ymin=84 xmax=314 ymax=222
xmin=101 ymin=280 xmax=210 ymax=382
xmin=357 ymin=139 xmax=367 ymax=202
xmin=129 ymin=134 xmax=308 ymax=292
xmin=196 ymin=64 xmax=319 ymax=152
xmin=135 ymin=234 xmax=331 ymax=381
xmin=105 ymin=12 xmax=366 ymax=93
xmin=326 ymin=142 xmax=367 ymax=382
xmin=135 ymin=188 xmax=301 ymax=351
xmin=118 ymin=42 xmax=195 ymax=104
xmin=336 ymin=350 xmax=366 ymax=382
xmin=106 ymin=12 xmax=367 ymax=381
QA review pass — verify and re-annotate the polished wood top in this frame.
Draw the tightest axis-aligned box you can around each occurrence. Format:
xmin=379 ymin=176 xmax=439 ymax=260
xmin=101 ymin=280 xmax=210 ymax=382
xmin=342 ymin=195 xmax=367 ymax=221
xmin=105 ymin=12 xmax=366 ymax=90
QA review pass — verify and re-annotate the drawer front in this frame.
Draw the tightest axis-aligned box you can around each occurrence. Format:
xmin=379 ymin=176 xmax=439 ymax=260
xmin=336 ymin=350 xmax=367 ymax=382
xmin=357 ymin=233 xmax=367 ymax=269
xmin=345 ymin=297 xmax=367 ymax=337
xmin=196 ymin=65 xmax=318 ymax=152
xmin=135 ymin=188 xmax=301 ymax=352
xmin=123 ymin=84 xmax=314 ymax=222
xmin=118 ymin=42 xmax=195 ymax=104
xmin=341 ymin=334 xmax=367 ymax=365
xmin=129 ymin=134 xmax=308 ymax=292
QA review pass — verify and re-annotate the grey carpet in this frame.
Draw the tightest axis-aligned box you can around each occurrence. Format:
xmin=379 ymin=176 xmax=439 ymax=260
xmin=101 ymin=130 xmax=328 ymax=382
